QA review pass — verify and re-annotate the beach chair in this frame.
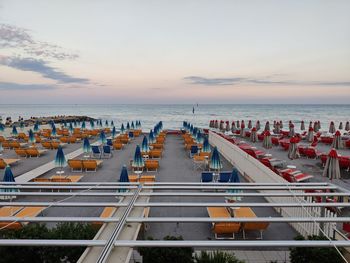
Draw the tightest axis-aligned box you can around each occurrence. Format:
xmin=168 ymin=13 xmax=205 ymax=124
xmin=68 ymin=159 xmax=83 ymax=172
xmin=91 ymin=146 xmax=102 ymax=159
xmin=83 ymin=160 xmax=102 ymax=172
xmin=0 ymin=206 xmax=45 ymax=230
xmin=102 ymin=145 xmax=113 ymax=158
xmin=156 ymin=137 xmax=165 ymax=144
xmin=2 ymin=141 xmax=10 ymax=149
xmin=60 ymin=137 xmax=69 ymax=143
xmin=207 ymin=207 xmax=240 ymax=239
xmin=113 ymin=142 xmax=123 ymax=150
xmin=106 ymin=139 xmax=113 ymax=147
xmin=199 ymin=152 xmax=210 ymax=158
xmin=41 ymin=141 xmax=52 ymax=149
xmin=15 ymin=148 xmax=27 ymax=158
xmin=145 ymin=160 xmax=159 ymax=172
xmin=69 ymin=136 xmax=77 ymax=144
xmin=25 ymin=148 xmax=46 ymax=157
xmin=51 ymin=141 xmax=61 ymax=149
xmin=92 ymin=207 xmax=117 ymax=229
xmin=201 ymin=172 xmax=213 ymax=182
xmin=218 ymin=172 xmax=231 ymax=182
xmin=9 ymin=141 xmax=25 ymax=149
xmin=0 ymin=136 xmax=5 ymax=142
xmin=190 ymin=145 xmax=199 ymax=158
xmin=0 ymin=206 xmax=23 ymax=217
xmin=151 ymin=143 xmax=163 ymax=150
xmin=234 ymin=207 xmax=269 ymax=239
xmin=193 ymin=155 xmax=206 ymax=170
xmin=128 ymin=175 xmax=139 ymax=182
xmin=139 ymin=175 xmax=156 ymax=184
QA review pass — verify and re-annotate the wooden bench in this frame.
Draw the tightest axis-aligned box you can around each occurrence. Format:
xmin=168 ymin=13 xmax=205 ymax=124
xmin=234 ymin=207 xmax=269 ymax=239
xmin=207 ymin=207 xmax=240 ymax=239
xmin=0 ymin=158 xmax=20 ymax=169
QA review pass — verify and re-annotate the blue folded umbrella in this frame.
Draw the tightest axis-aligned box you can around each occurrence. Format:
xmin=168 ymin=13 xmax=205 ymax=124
xmin=112 ymin=126 xmax=117 ymax=138
xmin=99 ymin=130 xmax=107 ymax=144
xmin=2 ymin=165 xmax=18 ymax=193
xmin=120 ymin=124 xmax=125 ymax=134
xmin=133 ymin=145 xmax=145 ymax=168
xmin=209 ymin=146 xmax=222 ymax=171
xmin=81 ymin=121 xmax=86 ymax=129
xmin=226 ymin=168 xmax=242 ymax=201
xmin=149 ymin=130 xmax=155 ymax=144
xmin=202 ymin=137 xmax=211 ymax=153
xmin=141 ymin=136 xmax=149 ymax=153
xmin=83 ymin=138 xmax=91 ymax=153
xmin=11 ymin=125 xmax=18 ymax=136
xmin=28 ymin=129 xmax=35 ymax=144
xmin=55 ymin=146 xmax=67 ymax=171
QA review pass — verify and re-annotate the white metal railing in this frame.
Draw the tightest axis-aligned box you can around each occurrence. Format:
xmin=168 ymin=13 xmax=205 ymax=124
xmin=209 ymin=131 xmax=338 ymax=237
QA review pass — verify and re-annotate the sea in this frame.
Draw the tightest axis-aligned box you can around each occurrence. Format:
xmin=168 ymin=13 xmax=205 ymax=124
xmin=0 ymin=104 xmax=349 ymax=131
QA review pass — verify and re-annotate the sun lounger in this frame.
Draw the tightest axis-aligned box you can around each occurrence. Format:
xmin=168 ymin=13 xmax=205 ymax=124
xmin=15 ymin=148 xmax=27 ymax=158
xmin=82 ymin=159 xmax=103 ymax=172
xmin=234 ymin=207 xmax=269 ymax=239
xmin=25 ymin=148 xmax=47 ymax=157
xmin=9 ymin=141 xmax=27 ymax=149
xmin=193 ymin=155 xmax=206 ymax=170
xmin=0 ymin=206 xmax=45 ymax=230
xmin=149 ymin=149 xmax=162 ymax=159
xmin=0 ymin=158 xmax=20 ymax=169
xmin=92 ymin=207 xmax=117 ymax=229
xmin=128 ymin=175 xmax=139 ymax=182
xmin=218 ymin=172 xmax=231 ymax=182
xmin=113 ymin=142 xmax=123 ymax=150
xmin=150 ymin=143 xmax=163 ymax=150
xmin=207 ymin=207 xmax=240 ymax=239
xmin=145 ymin=160 xmax=159 ymax=172
xmin=201 ymin=172 xmax=213 ymax=182
xmin=91 ymin=146 xmax=102 ymax=159
xmin=68 ymin=159 xmax=83 ymax=172
xmin=139 ymin=175 xmax=156 ymax=183
xmin=102 ymin=145 xmax=113 ymax=158
xmin=0 ymin=206 xmax=23 ymax=217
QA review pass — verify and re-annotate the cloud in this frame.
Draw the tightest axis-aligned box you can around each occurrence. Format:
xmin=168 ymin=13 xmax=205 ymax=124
xmin=184 ymin=76 xmax=350 ymax=87
xmin=0 ymin=23 xmax=78 ymax=60
xmin=0 ymin=81 xmax=57 ymax=90
xmin=0 ymin=56 xmax=89 ymax=83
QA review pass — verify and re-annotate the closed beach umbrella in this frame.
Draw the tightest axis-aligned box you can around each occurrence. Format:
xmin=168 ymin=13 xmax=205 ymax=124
xmin=202 ymin=137 xmax=211 ymax=153
xmin=20 ymin=121 xmax=24 ymax=130
xmin=279 ymin=120 xmax=283 ymax=129
xmin=126 ymin=122 xmax=130 ymax=130
xmin=331 ymin=130 xmax=343 ymax=149
xmin=226 ymin=168 xmax=242 ymax=202
xmin=73 ymin=120 xmax=77 ymax=127
xmin=323 ymin=149 xmax=341 ymax=180
xmin=248 ymin=120 xmax=252 ymax=129
xmin=289 ymin=123 xmax=295 ymax=137
xmin=119 ymin=165 xmax=129 ymax=192
xmin=264 ymin=121 xmax=270 ymax=132
xmin=90 ymin=120 xmax=95 ymax=129
xmin=250 ymin=127 xmax=258 ymax=142
xmin=111 ymin=120 xmax=114 ymax=127
xmin=274 ymin=122 xmax=280 ymax=134
xmin=339 ymin=122 xmax=343 ymax=130
xmin=11 ymin=125 xmax=18 ymax=136
xmin=240 ymin=121 xmax=245 ymax=136
xmin=28 ymin=129 xmax=35 ymax=144
xmin=288 ymin=136 xmax=300 ymax=160
xmin=69 ymin=122 xmax=73 ymax=134
xmin=141 ymin=136 xmax=149 ymax=153
xmin=306 ymin=127 xmax=314 ymax=142
xmin=149 ymin=130 xmax=156 ymax=144
xmin=231 ymin=121 xmax=236 ymax=132
xmin=219 ymin=121 xmax=224 ymax=131
xmin=209 ymin=146 xmax=222 ymax=171
xmin=256 ymin=120 xmax=260 ymax=131
xmin=329 ymin=121 xmax=335 ymax=134
xmin=99 ymin=130 xmax=107 ymax=144
xmin=112 ymin=126 xmax=117 ymax=138
xmin=105 ymin=120 xmax=109 ymax=127
xmin=262 ymin=130 xmax=272 ymax=149
xmin=83 ymin=137 xmax=91 ymax=155
xmin=273 ymin=120 xmax=276 ymax=129
xmin=300 ymin=121 xmax=305 ymax=131
xmin=345 ymin=121 xmax=350 ymax=131
xmin=120 ymin=123 xmax=125 ymax=134
xmin=55 ymin=146 xmax=66 ymax=174
xmin=196 ymin=130 xmax=204 ymax=144
xmin=225 ymin=121 xmax=230 ymax=132
xmin=2 ymin=165 xmax=18 ymax=195
xmin=99 ymin=120 xmax=103 ymax=128
xmin=214 ymin=120 xmax=218 ymax=129
xmin=51 ymin=124 xmax=57 ymax=137
xmin=81 ymin=121 xmax=86 ymax=130
xmin=33 ymin=121 xmax=40 ymax=132
xmin=313 ymin=121 xmax=319 ymax=132
xmin=236 ymin=120 xmax=240 ymax=129
xmin=133 ymin=145 xmax=145 ymax=169
xmin=0 ymin=123 xmax=4 ymax=133
xmin=309 ymin=121 xmax=313 ymax=129
xmin=131 ymin=121 xmax=135 ymax=130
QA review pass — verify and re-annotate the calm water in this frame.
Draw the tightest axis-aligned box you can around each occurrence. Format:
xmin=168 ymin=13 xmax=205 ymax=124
xmin=0 ymin=104 xmax=349 ymax=130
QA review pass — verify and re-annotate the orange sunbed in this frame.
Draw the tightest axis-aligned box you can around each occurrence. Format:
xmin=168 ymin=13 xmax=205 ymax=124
xmin=207 ymin=207 xmax=241 ymax=239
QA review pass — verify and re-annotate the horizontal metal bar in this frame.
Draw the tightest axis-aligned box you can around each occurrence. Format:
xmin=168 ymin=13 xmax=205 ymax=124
xmin=0 ymin=202 xmax=348 ymax=208
xmin=0 ymin=239 xmax=350 ymax=248
xmin=1 ymin=192 xmax=349 ymax=197
xmin=0 ymin=185 xmax=338 ymax=190
xmin=0 ymin=216 xmax=347 ymax=223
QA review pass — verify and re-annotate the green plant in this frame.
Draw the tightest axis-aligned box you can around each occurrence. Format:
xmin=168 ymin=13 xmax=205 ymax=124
xmin=0 ymin=222 xmax=98 ymax=263
xmin=138 ymin=236 xmax=193 ymax=263
xmin=290 ymin=235 xmax=344 ymax=263
xmin=194 ymin=250 xmax=245 ymax=263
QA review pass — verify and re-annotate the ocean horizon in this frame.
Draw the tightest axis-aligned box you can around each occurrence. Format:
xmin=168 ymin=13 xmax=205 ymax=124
xmin=1 ymin=104 xmax=349 ymax=131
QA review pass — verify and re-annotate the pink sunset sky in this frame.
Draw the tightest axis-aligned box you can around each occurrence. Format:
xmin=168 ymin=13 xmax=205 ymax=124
xmin=0 ymin=0 xmax=349 ymax=104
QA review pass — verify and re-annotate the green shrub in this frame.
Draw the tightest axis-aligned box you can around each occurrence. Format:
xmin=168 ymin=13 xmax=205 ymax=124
xmin=0 ymin=222 xmax=98 ymax=263
xmin=290 ymin=235 xmax=344 ymax=263
xmin=138 ymin=236 xmax=193 ymax=263
xmin=194 ymin=250 xmax=245 ymax=263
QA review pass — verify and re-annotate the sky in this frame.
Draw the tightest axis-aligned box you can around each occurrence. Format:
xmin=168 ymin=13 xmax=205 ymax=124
xmin=0 ymin=0 xmax=349 ymax=104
